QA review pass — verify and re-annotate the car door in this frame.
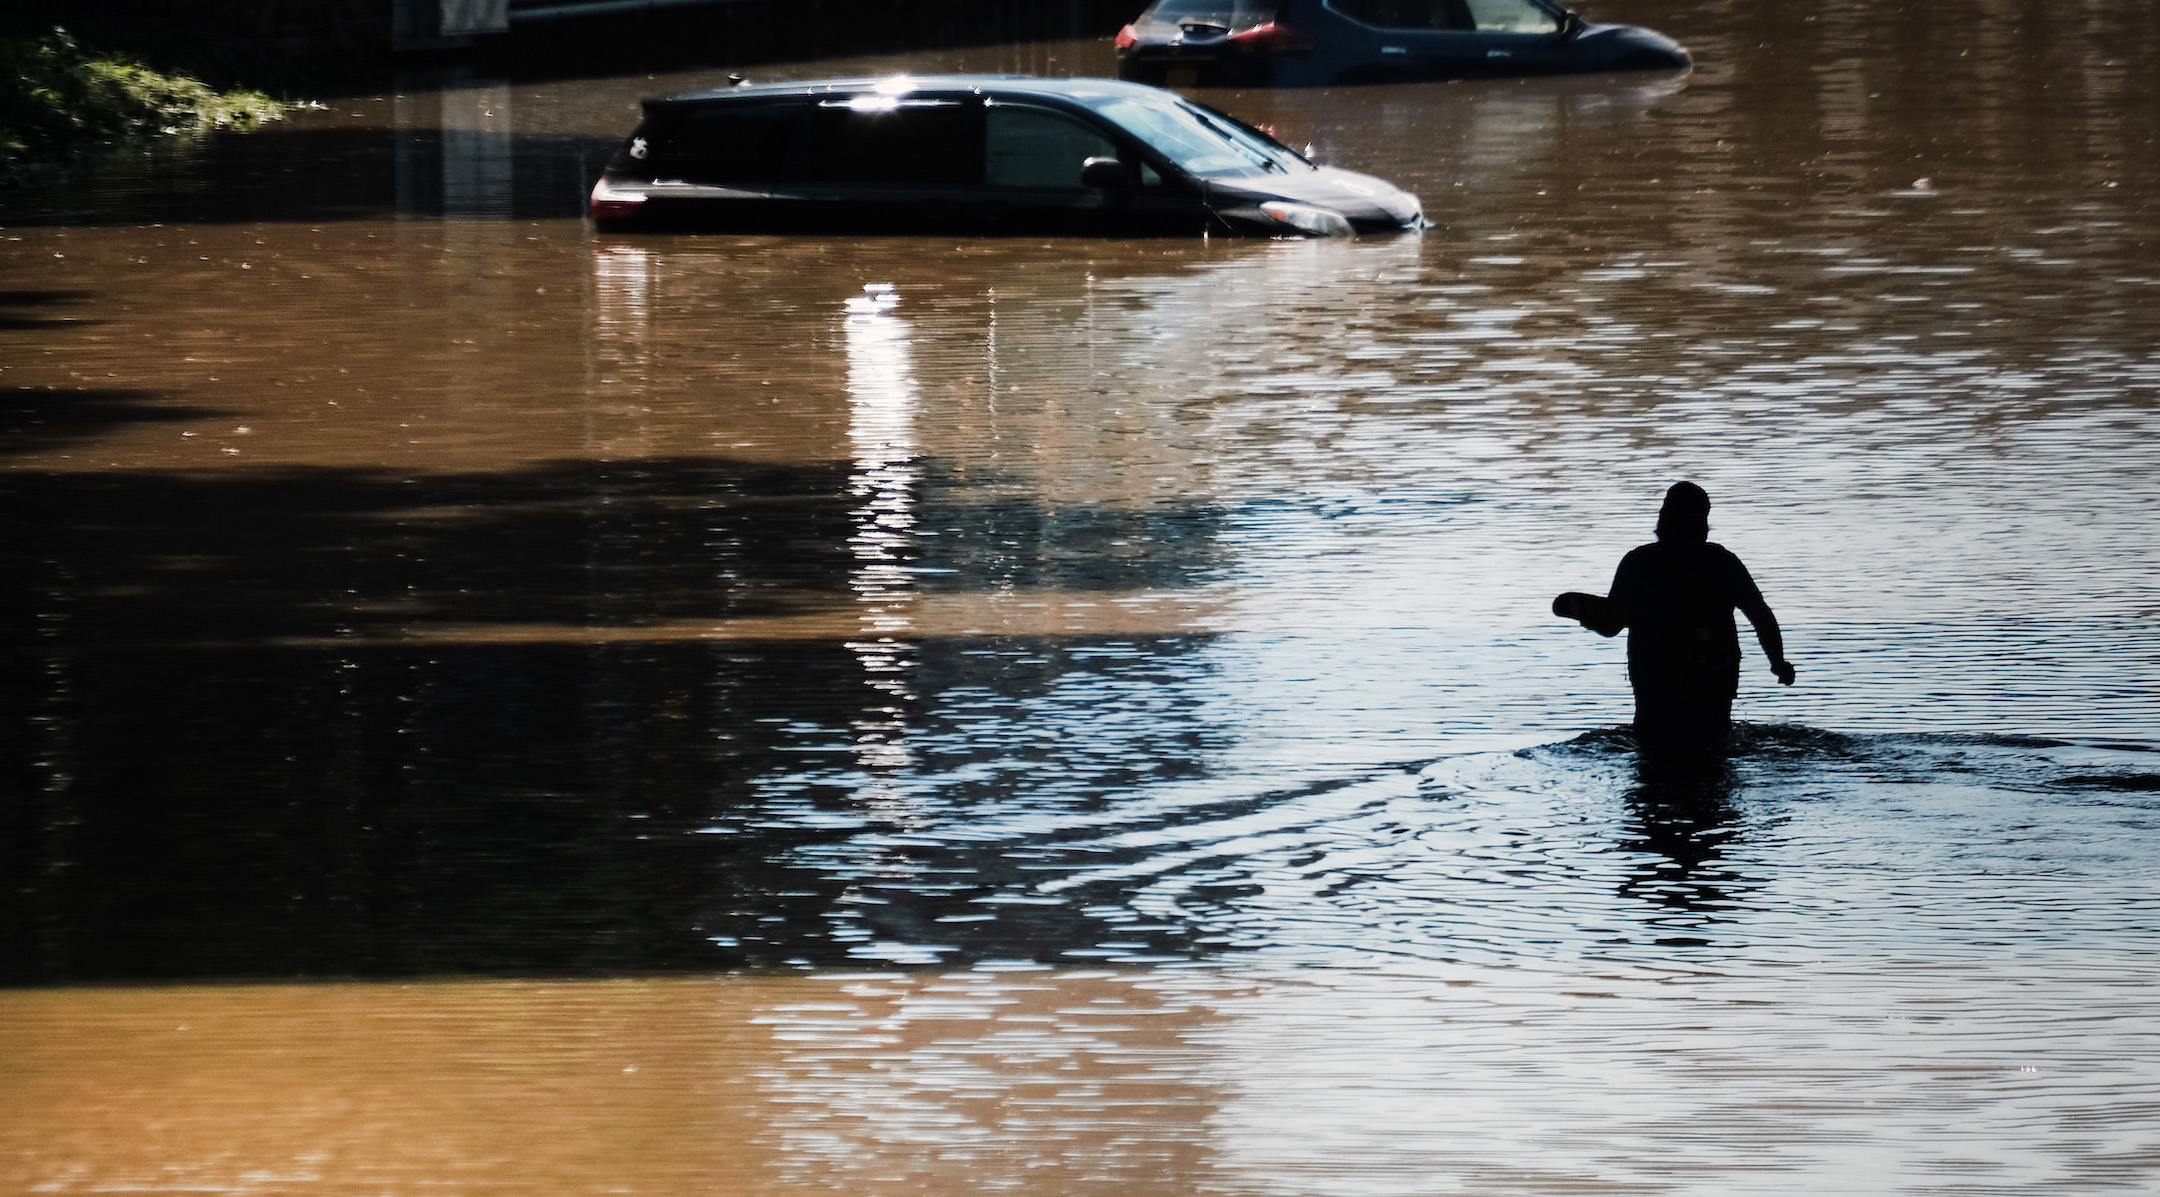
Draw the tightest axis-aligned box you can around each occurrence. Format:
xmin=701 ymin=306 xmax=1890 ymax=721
xmin=1321 ymin=0 xmax=1483 ymax=81
xmin=1456 ymin=0 xmax=1570 ymax=74
xmin=977 ymin=101 xmax=1211 ymax=237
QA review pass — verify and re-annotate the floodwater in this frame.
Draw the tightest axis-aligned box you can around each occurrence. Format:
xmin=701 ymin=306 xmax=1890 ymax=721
xmin=3 ymin=0 xmax=2158 ymax=1191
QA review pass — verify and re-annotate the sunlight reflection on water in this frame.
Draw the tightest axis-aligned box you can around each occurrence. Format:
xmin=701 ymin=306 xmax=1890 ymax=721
xmin=6 ymin=961 xmax=2158 ymax=1196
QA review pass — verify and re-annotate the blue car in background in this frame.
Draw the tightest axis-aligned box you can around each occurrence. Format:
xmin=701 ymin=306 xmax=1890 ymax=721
xmin=1115 ymin=0 xmax=1689 ymax=86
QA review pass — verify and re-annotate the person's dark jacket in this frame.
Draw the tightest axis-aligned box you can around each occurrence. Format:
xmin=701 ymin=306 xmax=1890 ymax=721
xmin=1607 ymin=540 xmax=1777 ymax=680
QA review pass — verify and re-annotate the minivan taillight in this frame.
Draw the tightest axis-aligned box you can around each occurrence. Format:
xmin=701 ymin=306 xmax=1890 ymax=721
xmin=1226 ymin=21 xmax=1315 ymax=52
xmin=1114 ymin=23 xmax=1139 ymax=49
xmin=589 ymin=178 xmax=647 ymax=223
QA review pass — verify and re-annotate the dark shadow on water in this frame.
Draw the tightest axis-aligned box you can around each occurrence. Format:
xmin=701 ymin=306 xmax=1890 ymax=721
xmin=2 ymin=456 xmax=1229 ymax=644
xmin=0 ymin=126 xmax=614 ymax=228
xmin=0 ymin=293 xmax=244 ymax=455
xmin=0 ymin=291 xmax=99 ymax=331
xmin=1 ymin=293 xmax=243 ymax=452
xmin=3 ymin=388 xmax=236 ymax=457
xmin=0 ymin=633 xmax=1230 ymax=985
xmin=7 ymin=457 xmax=856 ymax=644
xmin=0 ymin=454 xmax=1233 ymax=985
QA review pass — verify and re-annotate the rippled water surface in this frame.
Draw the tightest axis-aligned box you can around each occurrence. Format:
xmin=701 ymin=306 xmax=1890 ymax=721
xmin=3 ymin=0 xmax=2158 ymax=1190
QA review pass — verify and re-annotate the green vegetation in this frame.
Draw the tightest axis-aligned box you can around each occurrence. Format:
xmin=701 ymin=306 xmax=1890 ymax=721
xmin=1 ymin=27 xmax=282 ymax=174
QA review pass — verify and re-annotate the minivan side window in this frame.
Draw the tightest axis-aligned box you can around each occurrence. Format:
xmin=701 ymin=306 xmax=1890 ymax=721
xmin=985 ymin=107 xmax=1119 ymax=189
xmin=799 ymin=99 xmax=985 ymax=186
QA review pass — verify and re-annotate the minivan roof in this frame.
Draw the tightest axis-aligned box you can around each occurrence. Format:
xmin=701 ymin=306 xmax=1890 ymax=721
xmin=646 ymin=74 xmax=1174 ymax=111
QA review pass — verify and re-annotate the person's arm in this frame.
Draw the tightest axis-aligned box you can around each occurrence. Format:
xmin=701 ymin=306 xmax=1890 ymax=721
xmin=1734 ymin=564 xmax=1796 ymax=685
xmin=1587 ymin=554 xmax=1635 ymax=638
xmin=1554 ymin=591 xmax=1625 ymax=636
xmin=1552 ymin=550 xmax=1636 ymax=636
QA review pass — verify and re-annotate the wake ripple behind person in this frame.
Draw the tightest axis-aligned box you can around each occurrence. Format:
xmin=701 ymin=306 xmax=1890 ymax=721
xmin=1556 ymin=482 xmax=1797 ymax=755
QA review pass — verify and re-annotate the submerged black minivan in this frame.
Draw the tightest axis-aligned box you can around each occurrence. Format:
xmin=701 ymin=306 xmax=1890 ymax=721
xmin=590 ymin=75 xmax=1424 ymax=238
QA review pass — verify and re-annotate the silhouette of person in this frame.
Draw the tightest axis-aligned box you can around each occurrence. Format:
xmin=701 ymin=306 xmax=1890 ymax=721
xmin=1555 ymin=482 xmax=1795 ymax=754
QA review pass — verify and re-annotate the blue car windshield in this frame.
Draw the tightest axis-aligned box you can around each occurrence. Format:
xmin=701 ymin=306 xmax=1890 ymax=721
xmin=1086 ymin=97 xmax=1304 ymax=179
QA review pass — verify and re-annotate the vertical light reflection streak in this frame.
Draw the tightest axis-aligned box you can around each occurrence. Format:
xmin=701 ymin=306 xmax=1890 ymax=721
xmin=842 ymin=284 xmax=920 ymax=779
xmin=441 ymin=82 xmax=514 ymax=220
xmin=588 ymin=244 xmax=655 ymax=461
xmin=591 ymin=245 xmax=653 ymax=343
xmin=583 ymin=244 xmax=659 ymax=802
xmin=586 ymin=244 xmax=656 ymax=611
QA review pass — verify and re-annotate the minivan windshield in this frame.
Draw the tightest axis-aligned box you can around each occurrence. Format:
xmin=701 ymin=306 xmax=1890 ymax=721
xmin=1086 ymin=96 xmax=1305 ymax=179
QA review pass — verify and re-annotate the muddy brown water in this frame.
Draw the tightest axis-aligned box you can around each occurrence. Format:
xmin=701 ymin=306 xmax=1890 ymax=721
xmin=3 ymin=0 xmax=2159 ymax=1191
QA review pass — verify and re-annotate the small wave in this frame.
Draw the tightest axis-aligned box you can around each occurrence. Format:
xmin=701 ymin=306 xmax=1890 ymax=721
xmin=751 ymin=723 xmax=2160 ymax=971
xmin=2053 ymin=773 xmax=2160 ymax=793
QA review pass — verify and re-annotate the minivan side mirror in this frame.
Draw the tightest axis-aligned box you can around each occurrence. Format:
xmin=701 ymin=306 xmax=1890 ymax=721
xmin=1079 ymin=157 xmax=1127 ymax=189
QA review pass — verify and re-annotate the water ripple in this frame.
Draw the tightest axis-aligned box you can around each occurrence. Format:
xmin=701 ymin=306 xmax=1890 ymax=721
xmin=747 ymin=729 xmax=2160 ymax=971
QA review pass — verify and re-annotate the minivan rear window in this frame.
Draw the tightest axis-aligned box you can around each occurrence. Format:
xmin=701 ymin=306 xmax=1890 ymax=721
xmin=632 ymin=99 xmax=806 ymax=182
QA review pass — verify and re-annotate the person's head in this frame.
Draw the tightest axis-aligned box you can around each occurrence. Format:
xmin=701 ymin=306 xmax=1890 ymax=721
xmin=1654 ymin=481 xmax=1710 ymax=544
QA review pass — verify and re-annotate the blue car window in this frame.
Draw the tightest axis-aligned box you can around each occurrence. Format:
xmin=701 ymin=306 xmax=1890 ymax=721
xmin=985 ymin=107 xmax=1119 ymax=189
xmin=1329 ymin=0 xmax=1472 ymax=30
xmin=1087 ymin=97 xmax=1284 ymax=179
xmin=1462 ymin=0 xmax=1562 ymax=33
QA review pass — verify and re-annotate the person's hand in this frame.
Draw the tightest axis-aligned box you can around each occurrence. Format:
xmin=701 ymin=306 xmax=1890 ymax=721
xmin=1772 ymin=659 xmax=1797 ymax=686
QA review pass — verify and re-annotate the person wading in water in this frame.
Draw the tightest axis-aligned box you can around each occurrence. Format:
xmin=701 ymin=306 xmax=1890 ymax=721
xmin=1554 ymin=482 xmax=1796 ymax=754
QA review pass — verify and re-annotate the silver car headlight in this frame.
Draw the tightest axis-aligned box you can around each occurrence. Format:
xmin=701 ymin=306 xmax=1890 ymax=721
xmin=1259 ymin=201 xmax=1354 ymax=238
